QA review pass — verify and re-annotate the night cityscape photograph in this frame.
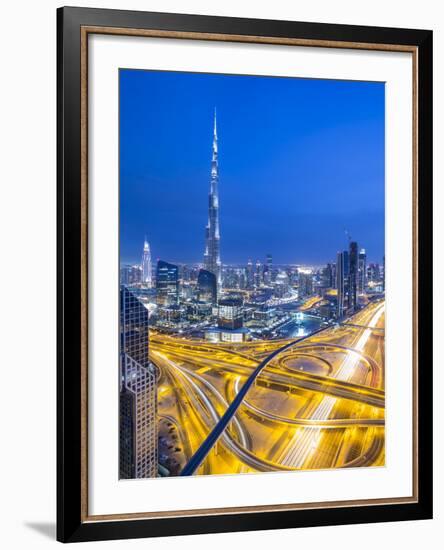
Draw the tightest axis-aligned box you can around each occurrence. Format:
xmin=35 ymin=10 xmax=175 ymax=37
xmin=119 ymin=69 xmax=386 ymax=479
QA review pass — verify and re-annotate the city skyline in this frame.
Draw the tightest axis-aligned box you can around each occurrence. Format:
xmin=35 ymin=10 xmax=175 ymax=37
xmin=121 ymin=238 xmax=382 ymax=269
xmin=119 ymin=69 xmax=386 ymax=479
xmin=120 ymin=69 xmax=385 ymax=266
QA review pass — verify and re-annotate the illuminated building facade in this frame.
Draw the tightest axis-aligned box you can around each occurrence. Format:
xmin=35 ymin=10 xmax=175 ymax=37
xmin=263 ymin=253 xmax=273 ymax=285
xmin=274 ymin=270 xmax=289 ymax=297
xmin=367 ymin=263 xmax=381 ymax=286
xmin=358 ymin=248 xmax=367 ymax=293
xmin=246 ymin=259 xmax=254 ymax=289
xmin=205 ymin=326 xmax=249 ymax=343
xmin=203 ymin=109 xmax=222 ymax=288
xmin=254 ymin=260 xmax=262 ymax=288
xmin=298 ymin=272 xmax=314 ymax=298
xmin=348 ymin=241 xmax=358 ymax=312
xmin=218 ymin=297 xmax=244 ymax=330
xmin=336 ymin=250 xmax=349 ymax=318
xmin=141 ymin=237 xmax=152 ymax=287
xmin=156 ymin=260 xmax=179 ymax=306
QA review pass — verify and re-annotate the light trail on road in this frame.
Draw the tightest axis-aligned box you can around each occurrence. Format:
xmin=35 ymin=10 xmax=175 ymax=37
xmin=151 ymin=300 xmax=386 ymax=475
xmin=152 ymin=350 xmax=296 ymax=473
xmin=232 ymin=376 xmax=384 ymax=429
xmin=276 ymin=302 xmax=385 ymax=468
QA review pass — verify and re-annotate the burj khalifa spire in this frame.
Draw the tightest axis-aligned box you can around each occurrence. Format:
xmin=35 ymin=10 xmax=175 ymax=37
xmin=203 ymin=108 xmax=222 ymax=289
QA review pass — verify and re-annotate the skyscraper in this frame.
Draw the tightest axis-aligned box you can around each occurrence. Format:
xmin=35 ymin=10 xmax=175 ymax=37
xmin=367 ymin=263 xmax=381 ymax=285
xmin=321 ymin=263 xmax=334 ymax=290
xmin=263 ymin=253 xmax=273 ymax=285
xmin=254 ymin=260 xmax=262 ymax=288
xmin=156 ymin=260 xmax=179 ymax=307
xmin=274 ymin=270 xmax=290 ymax=298
xmin=120 ymin=264 xmax=142 ymax=286
xmin=246 ymin=259 xmax=254 ymax=289
xmin=203 ymin=109 xmax=222 ymax=289
xmin=197 ymin=269 xmax=217 ymax=304
xmin=218 ymin=297 xmax=244 ymax=330
xmin=120 ymin=286 xmax=150 ymax=366
xmin=348 ymin=241 xmax=358 ymax=312
xmin=141 ymin=237 xmax=152 ymax=287
xmin=119 ymin=286 xmax=157 ymax=479
xmin=336 ymin=250 xmax=349 ymax=318
xmin=358 ymin=248 xmax=367 ymax=293
xmin=298 ymin=272 xmax=314 ymax=298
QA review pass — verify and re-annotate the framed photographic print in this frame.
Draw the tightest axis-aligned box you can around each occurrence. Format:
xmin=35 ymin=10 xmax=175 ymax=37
xmin=57 ymin=6 xmax=433 ymax=543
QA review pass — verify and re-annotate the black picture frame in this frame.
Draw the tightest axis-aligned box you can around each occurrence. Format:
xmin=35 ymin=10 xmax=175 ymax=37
xmin=57 ymin=6 xmax=433 ymax=543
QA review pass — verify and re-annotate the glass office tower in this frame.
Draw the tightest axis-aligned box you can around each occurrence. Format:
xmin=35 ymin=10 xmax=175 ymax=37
xmin=119 ymin=286 xmax=157 ymax=479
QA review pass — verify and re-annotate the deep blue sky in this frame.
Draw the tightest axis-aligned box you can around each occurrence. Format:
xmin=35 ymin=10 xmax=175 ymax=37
xmin=120 ymin=69 xmax=385 ymax=265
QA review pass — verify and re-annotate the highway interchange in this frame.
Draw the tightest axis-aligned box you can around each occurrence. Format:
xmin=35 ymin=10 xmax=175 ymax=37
xmin=151 ymin=300 xmax=385 ymax=476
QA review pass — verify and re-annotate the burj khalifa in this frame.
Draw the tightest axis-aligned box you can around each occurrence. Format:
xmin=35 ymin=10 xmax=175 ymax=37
xmin=203 ymin=109 xmax=222 ymax=289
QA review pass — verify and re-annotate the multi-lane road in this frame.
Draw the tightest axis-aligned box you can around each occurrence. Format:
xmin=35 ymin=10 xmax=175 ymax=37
xmin=151 ymin=300 xmax=385 ymax=476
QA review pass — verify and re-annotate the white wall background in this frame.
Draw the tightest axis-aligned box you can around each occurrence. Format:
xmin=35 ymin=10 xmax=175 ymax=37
xmin=0 ymin=0 xmax=440 ymax=548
